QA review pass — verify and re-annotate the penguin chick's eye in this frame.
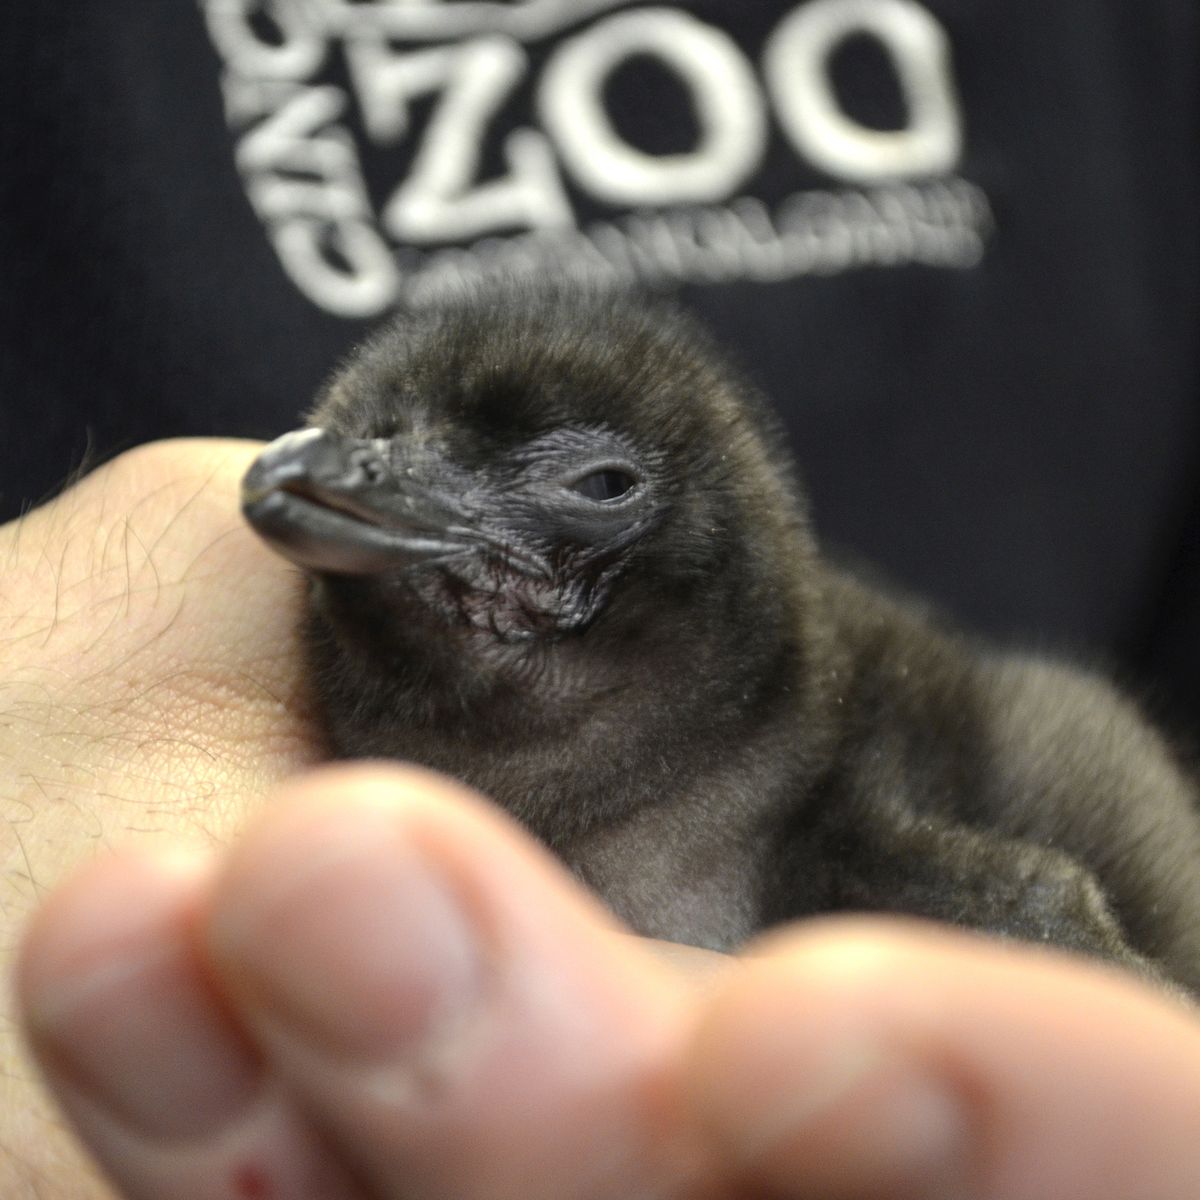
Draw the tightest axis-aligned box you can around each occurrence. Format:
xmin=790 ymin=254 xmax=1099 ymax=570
xmin=569 ymin=468 xmax=637 ymax=503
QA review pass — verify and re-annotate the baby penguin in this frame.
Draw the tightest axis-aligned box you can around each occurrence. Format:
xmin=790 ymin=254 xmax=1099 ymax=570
xmin=242 ymin=285 xmax=1200 ymax=995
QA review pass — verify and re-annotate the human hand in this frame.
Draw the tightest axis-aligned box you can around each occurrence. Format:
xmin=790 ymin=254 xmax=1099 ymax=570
xmin=0 ymin=440 xmax=319 ymax=1196
xmin=9 ymin=441 xmax=1200 ymax=1200
xmin=16 ymin=762 xmax=1200 ymax=1200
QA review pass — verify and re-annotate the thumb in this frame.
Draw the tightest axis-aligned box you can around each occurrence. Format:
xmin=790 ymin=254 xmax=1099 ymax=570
xmin=682 ymin=918 xmax=1200 ymax=1200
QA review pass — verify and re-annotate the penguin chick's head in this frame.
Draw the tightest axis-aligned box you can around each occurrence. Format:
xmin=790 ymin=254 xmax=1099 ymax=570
xmin=243 ymin=287 xmax=810 ymax=667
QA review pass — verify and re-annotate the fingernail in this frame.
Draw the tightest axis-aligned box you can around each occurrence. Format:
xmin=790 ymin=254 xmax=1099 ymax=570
xmin=721 ymin=1038 xmax=972 ymax=1196
xmin=726 ymin=1034 xmax=887 ymax=1158
xmin=20 ymin=855 xmax=260 ymax=1141
xmin=211 ymin=817 xmax=480 ymax=1062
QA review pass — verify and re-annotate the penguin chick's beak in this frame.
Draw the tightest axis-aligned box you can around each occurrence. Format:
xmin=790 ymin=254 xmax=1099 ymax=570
xmin=241 ymin=428 xmax=472 ymax=575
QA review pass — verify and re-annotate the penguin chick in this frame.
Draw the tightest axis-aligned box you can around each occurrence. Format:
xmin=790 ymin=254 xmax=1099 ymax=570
xmin=242 ymin=286 xmax=1200 ymax=995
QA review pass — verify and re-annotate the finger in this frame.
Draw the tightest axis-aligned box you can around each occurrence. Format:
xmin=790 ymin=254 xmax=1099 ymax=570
xmin=634 ymin=937 xmax=732 ymax=991
xmin=204 ymin=763 xmax=706 ymax=1200
xmin=684 ymin=918 xmax=1200 ymax=1200
xmin=16 ymin=850 xmax=365 ymax=1200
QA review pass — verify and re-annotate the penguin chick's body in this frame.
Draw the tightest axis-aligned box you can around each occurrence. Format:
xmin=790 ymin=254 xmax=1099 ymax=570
xmin=243 ymin=288 xmax=1200 ymax=995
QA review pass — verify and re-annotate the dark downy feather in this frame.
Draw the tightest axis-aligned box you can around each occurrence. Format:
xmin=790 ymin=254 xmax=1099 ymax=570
xmin=243 ymin=284 xmax=1200 ymax=996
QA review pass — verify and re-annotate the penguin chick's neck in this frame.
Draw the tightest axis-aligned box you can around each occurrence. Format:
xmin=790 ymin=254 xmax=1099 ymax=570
xmin=304 ymin=502 xmax=813 ymax=743
xmin=300 ymin=538 xmax=816 ymax=852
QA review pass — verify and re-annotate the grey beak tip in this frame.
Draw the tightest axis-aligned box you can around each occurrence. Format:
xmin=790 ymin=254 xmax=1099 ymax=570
xmin=242 ymin=427 xmax=335 ymax=505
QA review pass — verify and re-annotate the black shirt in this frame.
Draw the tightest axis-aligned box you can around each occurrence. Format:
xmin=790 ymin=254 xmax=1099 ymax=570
xmin=2 ymin=0 xmax=1198 ymax=732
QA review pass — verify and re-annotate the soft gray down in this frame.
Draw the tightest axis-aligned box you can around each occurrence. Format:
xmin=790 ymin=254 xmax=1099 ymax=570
xmin=241 ymin=287 xmax=1200 ymax=998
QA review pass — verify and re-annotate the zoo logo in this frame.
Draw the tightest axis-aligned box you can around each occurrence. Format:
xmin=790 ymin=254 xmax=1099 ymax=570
xmin=202 ymin=0 xmax=991 ymax=316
